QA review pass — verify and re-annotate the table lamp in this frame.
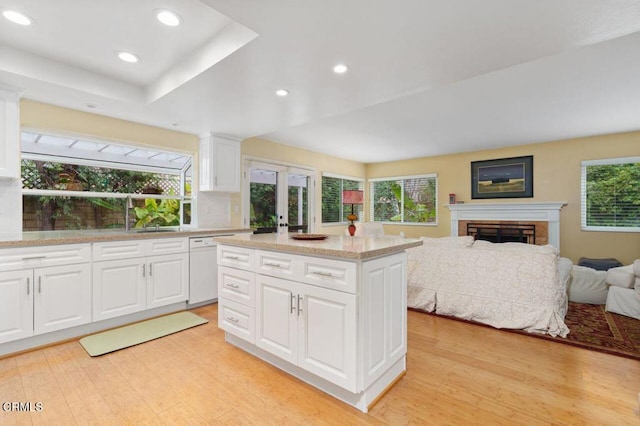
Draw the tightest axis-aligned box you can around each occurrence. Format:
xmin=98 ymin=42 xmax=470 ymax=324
xmin=342 ymin=190 xmax=363 ymax=236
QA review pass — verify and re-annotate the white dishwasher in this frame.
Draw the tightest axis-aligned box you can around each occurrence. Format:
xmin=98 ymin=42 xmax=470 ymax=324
xmin=189 ymin=235 xmax=228 ymax=305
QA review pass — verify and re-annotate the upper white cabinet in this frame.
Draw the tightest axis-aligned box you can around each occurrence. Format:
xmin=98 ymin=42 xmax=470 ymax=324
xmin=0 ymin=87 xmax=20 ymax=179
xmin=199 ymin=133 xmax=241 ymax=192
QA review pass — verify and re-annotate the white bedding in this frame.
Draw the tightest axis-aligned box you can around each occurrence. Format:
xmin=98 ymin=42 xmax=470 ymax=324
xmin=407 ymin=237 xmax=570 ymax=337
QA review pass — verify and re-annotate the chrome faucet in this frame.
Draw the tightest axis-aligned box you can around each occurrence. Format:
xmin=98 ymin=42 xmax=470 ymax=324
xmin=124 ymin=196 xmax=135 ymax=231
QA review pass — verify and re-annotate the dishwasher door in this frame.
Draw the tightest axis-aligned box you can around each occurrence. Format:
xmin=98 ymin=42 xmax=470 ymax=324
xmin=189 ymin=237 xmax=218 ymax=305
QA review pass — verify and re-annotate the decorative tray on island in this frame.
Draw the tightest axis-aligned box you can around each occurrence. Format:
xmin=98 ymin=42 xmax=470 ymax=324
xmin=290 ymin=233 xmax=329 ymax=241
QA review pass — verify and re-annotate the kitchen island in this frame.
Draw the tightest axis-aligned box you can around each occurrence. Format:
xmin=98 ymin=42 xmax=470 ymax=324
xmin=214 ymin=233 xmax=422 ymax=413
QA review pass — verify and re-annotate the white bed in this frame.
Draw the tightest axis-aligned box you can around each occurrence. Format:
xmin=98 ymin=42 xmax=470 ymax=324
xmin=407 ymin=237 xmax=571 ymax=337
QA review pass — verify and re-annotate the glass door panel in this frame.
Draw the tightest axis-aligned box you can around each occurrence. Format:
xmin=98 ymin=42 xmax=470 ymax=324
xmin=249 ymin=168 xmax=278 ymax=233
xmin=288 ymin=173 xmax=309 ymax=233
xmin=246 ymin=161 xmax=315 ymax=234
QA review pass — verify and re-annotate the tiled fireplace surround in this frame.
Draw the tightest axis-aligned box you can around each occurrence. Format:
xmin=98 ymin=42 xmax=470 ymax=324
xmin=446 ymin=202 xmax=567 ymax=248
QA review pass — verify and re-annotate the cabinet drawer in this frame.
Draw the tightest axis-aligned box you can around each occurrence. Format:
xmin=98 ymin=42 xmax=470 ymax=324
xmin=217 ymin=245 xmax=254 ymax=271
xmin=218 ymin=266 xmax=255 ymax=307
xmin=219 ymin=299 xmax=255 ymax=344
xmin=146 ymin=237 xmax=188 ymax=255
xmin=0 ymin=244 xmax=91 ymax=271
xmin=93 ymin=241 xmax=145 ymax=262
xmin=299 ymin=256 xmax=357 ymax=294
xmin=256 ymin=250 xmax=295 ymax=279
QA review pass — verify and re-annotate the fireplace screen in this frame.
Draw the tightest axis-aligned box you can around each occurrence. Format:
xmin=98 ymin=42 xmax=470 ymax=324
xmin=467 ymin=222 xmax=536 ymax=244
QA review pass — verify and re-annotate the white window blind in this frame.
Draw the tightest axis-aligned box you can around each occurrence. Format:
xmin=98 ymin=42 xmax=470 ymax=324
xmin=581 ymin=156 xmax=640 ymax=232
xmin=321 ymin=173 xmax=364 ymax=224
xmin=369 ymin=174 xmax=438 ymax=225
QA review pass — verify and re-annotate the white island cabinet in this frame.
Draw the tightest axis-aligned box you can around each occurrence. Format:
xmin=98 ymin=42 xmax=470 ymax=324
xmin=216 ymin=233 xmax=421 ymax=413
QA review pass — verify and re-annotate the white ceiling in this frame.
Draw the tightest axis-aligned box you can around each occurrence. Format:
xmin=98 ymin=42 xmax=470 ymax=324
xmin=1 ymin=0 xmax=640 ymax=163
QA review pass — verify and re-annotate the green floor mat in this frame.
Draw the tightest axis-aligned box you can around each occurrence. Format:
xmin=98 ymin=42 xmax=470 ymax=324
xmin=79 ymin=311 xmax=208 ymax=356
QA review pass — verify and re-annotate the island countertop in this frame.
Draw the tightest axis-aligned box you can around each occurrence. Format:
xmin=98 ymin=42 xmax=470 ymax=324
xmin=214 ymin=233 xmax=422 ymax=260
xmin=0 ymin=227 xmax=253 ymax=248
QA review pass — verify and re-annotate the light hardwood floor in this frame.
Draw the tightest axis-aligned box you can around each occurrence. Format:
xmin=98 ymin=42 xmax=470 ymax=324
xmin=1 ymin=303 xmax=639 ymax=425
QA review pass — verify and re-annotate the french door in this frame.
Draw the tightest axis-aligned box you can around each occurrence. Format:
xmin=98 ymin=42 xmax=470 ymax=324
xmin=244 ymin=160 xmax=315 ymax=234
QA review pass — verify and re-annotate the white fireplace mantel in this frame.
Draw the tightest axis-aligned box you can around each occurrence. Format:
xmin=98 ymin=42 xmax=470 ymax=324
xmin=446 ymin=202 xmax=568 ymax=248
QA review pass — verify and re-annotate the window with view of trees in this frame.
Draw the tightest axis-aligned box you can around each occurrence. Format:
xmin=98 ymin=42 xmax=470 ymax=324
xmin=581 ymin=157 xmax=640 ymax=232
xmin=21 ymin=131 xmax=192 ymax=232
xmin=321 ymin=174 xmax=364 ymax=224
xmin=369 ymin=174 xmax=437 ymax=224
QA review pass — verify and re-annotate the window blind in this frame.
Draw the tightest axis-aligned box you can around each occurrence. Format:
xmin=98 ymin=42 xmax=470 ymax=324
xmin=581 ymin=157 xmax=640 ymax=232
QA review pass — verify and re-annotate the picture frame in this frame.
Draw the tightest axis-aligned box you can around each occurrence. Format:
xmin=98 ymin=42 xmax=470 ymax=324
xmin=471 ymin=155 xmax=533 ymax=199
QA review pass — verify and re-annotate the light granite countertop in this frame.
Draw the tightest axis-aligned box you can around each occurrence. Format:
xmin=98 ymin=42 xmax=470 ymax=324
xmin=215 ymin=233 xmax=423 ymax=260
xmin=0 ymin=227 xmax=253 ymax=248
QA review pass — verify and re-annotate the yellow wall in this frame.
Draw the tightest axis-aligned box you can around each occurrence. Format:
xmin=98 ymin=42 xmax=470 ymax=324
xmin=20 ymin=100 xmax=198 ymax=154
xmin=235 ymin=137 xmax=366 ymax=232
xmin=20 ymin=100 xmax=639 ymax=264
xmin=367 ymin=132 xmax=640 ymax=264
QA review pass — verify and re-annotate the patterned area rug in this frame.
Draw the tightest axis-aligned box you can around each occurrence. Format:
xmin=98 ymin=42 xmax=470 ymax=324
xmin=413 ymin=303 xmax=640 ymax=360
xmin=532 ymin=302 xmax=640 ymax=361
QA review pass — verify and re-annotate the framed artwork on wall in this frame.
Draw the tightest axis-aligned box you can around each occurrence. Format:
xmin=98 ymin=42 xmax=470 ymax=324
xmin=471 ymin=155 xmax=533 ymax=199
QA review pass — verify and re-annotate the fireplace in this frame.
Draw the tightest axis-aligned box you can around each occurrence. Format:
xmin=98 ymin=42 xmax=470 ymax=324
xmin=446 ymin=202 xmax=567 ymax=248
xmin=467 ymin=222 xmax=536 ymax=244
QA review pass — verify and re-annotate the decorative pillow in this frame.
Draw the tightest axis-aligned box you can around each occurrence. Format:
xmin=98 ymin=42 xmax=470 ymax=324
xmin=420 ymin=236 xmax=474 ymax=247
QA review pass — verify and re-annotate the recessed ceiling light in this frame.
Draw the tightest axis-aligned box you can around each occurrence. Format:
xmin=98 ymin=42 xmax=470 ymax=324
xmin=2 ymin=10 xmax=33 ymax=26
xmin=276 ymin=89 xmax=289 ymax=97
xmin=333 ymin=64 xmax=348 ymax=74
xmin=156 ymin=9 xmax=181 ymax=27
xmin=117 ymin=51 xmax=140 ymax=63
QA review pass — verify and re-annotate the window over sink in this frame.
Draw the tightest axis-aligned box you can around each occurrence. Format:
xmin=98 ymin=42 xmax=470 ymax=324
xmin=20 ymin=130 xmax=193 ymax=231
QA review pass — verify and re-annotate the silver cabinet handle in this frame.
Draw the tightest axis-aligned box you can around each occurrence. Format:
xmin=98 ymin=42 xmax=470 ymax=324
xmin=264 ymin=262 xmax=281 ymax=268
xmin=22 ymin=255 xmax=46 ymax=261
xmin=224 ymin=255 xmax=240 ymax=260
xmin=226 ymin=316 xmax=238 ymax=323
xmin=142 ymin=264 xmax=146 ymax=277
xmin=297 ymin=294 xmax=303 ymax=316
xmin=226 ymin=282 xmax=239 ymax=289
xmin=149 ymin=263 xmax=153 ymax=276
xmin=38 ymin=276 xmax=42 ymax=293
xmin=26 ymin=277 xmax=30 ymax=295
xmin=312 ymin=271 xmax=334 ymax=277
xmin=290 ymin=293 xmax=295 ymax=314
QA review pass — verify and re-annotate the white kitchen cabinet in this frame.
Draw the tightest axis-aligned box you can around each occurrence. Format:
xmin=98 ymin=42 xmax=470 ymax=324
xmin=0 ymin=244 xmax=92 ymax=344
xmin=92 ymin=258 xmax=147 ymax=321
xmin=146 ymin=253 xmax=189 ymax=309
xmin=0 ymin=270 xmax=33 ymax=344
xmin=0 ymin=87 xmax=20 ymax=179
xmin=199 ymin=133 xmax=241 ymax=192
xmin=256 ymin=274 xmax=357 ymax=391
xmin=218 ymin=264 xmax=256 ymax=343
xmin=34 ymin=263 xmax=92 ymax=335
xmin=92 ymin=238 xmax=189 ymax=321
